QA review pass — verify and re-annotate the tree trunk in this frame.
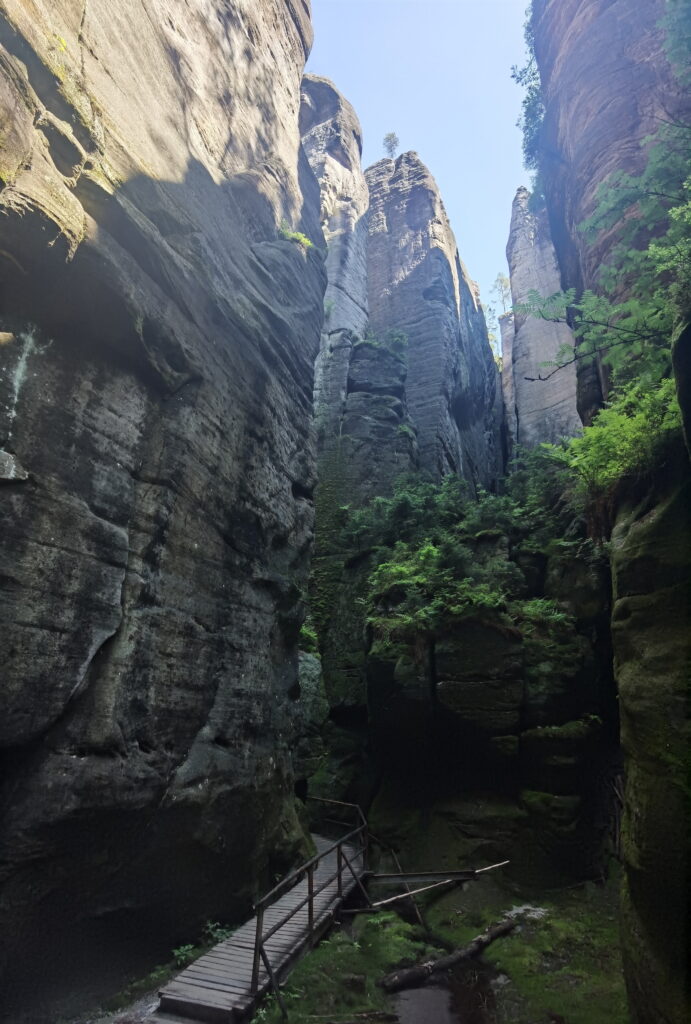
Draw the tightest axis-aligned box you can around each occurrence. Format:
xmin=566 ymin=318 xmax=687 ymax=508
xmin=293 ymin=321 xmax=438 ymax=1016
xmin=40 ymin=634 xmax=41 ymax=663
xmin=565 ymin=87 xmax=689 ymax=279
xmin=379 ymin=919 xmax=517 ymax=993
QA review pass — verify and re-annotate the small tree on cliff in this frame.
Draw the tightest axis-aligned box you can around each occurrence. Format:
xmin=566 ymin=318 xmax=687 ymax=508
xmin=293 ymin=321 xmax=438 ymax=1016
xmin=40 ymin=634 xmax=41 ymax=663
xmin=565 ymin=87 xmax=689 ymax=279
xmin=491 ymin=272 xmax=512 ymax=313
xmin=383 ymin=132 xmax=400 ymax=159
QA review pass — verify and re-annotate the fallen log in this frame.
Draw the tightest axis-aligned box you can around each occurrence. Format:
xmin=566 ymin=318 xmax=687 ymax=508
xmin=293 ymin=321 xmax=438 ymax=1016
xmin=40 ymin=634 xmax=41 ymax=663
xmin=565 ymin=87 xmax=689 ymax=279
xmin=378 ymin=919 xmax=517 ymax=993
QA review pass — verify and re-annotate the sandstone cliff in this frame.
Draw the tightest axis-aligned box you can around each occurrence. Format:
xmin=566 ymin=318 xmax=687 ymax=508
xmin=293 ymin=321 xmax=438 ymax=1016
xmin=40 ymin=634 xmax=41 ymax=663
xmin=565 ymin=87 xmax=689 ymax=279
xmin=0 ymin=1 xmax=324 ymax=1017
xmin=532 ymin=4 xmax=691 ymax=1021
xmin=366 ymin=154 xmax=503 ymax=488
xmin=504 ymin=186 xmax=581 ymax=449
xmin=611 ymin=445 xmax=691 ymax=1024
xmin=532 ymin=0 xmax=691 ymax=421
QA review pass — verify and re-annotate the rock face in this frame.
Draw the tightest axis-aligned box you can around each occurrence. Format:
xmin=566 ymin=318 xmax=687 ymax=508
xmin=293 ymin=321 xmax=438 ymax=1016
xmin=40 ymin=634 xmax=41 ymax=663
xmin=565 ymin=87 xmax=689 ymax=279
xmin=503 ymin=187 xmax=581 ymax=449
xmin=532 ymin=0 xmax=691 ymax=421
xmin=611 ymin=444 xmax=691 ymax=1024
xmin=367 ymin=524 xmax=617 ymax=887
xmin=300 ymin=76 xmax=415 ymax=509
xmin=532 ymin=4 xmax=691 ymax=1020
xmin=499 ymin=313 xmax=518 ymax=448
xmin=0 ymin=1 xmax=324 ymax=1017
xmin=366 ymin=154 xmax=503 ymax=488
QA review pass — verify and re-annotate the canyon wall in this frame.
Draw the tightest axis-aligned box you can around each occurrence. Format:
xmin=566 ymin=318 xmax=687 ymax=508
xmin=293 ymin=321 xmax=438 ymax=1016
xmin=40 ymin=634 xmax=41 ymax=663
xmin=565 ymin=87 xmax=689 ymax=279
xmin=503 ymin=186 xmax=581 ymax=450
xmin=0 ymin=1 xmax=324 ymax=1018
xmin=532 ymin=3 xmax=691 ymax=1021
xmin=301 ymin=103 xmax=505 ymax=803
xmin=532 ymin=0 xmax=691 ymax=421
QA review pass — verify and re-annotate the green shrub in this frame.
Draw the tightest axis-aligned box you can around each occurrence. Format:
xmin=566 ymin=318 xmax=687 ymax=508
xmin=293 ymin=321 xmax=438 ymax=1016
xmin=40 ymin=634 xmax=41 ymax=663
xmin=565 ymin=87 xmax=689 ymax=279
xmin=278 ymin=221 xmax=314 ymax=249
xmin=552 ymin=377 xmax=682 ymax=495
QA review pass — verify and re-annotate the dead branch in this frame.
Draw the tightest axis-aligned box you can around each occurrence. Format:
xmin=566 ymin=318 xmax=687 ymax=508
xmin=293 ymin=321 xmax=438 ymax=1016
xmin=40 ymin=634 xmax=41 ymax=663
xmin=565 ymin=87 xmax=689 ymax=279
xmin=378 ymin=919 xmax=517 ymax=993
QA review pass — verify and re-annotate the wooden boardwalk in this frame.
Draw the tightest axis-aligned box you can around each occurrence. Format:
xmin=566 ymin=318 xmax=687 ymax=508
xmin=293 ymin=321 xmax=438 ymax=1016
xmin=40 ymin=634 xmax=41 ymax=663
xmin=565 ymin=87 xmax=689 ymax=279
xmin=156 ymin=834 xmax=365 ymax=1023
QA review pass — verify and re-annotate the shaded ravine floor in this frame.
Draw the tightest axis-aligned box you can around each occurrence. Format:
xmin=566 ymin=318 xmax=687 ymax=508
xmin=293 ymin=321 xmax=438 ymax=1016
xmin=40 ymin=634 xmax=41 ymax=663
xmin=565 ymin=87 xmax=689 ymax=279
xmin=68 ymin=870 xmax=627 ymax=1024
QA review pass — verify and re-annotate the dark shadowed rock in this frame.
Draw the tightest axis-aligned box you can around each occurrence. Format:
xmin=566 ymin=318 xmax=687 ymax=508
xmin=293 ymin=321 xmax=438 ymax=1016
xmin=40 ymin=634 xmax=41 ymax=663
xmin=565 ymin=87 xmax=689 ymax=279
xmin=0 ymin=1 xmax=324 ymax=1017
xmin=611 ymin=446 xmax=691 ymax=1024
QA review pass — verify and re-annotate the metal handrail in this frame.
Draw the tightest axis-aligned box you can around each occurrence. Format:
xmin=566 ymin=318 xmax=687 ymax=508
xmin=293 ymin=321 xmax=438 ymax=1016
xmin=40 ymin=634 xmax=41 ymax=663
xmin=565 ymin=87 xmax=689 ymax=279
xmin=251 ymin=799 xmax=368 ymax=999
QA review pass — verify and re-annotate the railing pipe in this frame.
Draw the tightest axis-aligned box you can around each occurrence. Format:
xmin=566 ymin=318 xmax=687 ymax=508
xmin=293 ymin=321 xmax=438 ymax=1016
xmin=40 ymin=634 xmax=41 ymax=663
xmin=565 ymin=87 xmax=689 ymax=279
xmin=307 ymin=864 xmax=314 ymax=938
xmin=256 ymin=821 xmax=365 ymax=908
xmin=251 ymin=903 xmax=264 ymax=993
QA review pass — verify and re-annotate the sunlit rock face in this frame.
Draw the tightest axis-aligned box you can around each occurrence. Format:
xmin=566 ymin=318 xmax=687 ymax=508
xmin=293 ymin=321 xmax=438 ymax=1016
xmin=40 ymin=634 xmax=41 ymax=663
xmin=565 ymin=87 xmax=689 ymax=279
xmin=532 ymin=0 xmax=691 ymax=421
xmin=366 ymin=153 xmax=503 ymax=489
xmin=299 ymin=74 xmax=414 ymax=505
xmin=504 ymin=186 xmax=581 ymax=449
xmin=0 ymin=1 xmax=324 ymax=1017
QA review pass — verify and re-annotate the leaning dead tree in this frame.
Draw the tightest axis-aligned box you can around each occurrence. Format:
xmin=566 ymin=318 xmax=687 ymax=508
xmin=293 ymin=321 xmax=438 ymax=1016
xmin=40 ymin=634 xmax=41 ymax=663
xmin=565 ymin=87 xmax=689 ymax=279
xmin=378 ymin=919 xmax=517 ymax=993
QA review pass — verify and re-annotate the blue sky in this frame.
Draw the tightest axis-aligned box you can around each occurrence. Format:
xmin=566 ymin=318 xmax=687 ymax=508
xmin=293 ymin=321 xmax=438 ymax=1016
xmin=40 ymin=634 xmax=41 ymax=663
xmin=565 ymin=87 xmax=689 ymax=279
xmin=306 ymin=0 xmax=530 ymax=313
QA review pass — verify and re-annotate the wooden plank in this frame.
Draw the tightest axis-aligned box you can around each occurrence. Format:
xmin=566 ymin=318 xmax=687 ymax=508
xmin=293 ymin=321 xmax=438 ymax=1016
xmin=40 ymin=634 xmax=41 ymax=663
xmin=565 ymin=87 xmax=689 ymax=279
xmin=173 ymin=973 xmax=250 ymax=996
xmin=158 ymin=832 xmax=367 ymax=1024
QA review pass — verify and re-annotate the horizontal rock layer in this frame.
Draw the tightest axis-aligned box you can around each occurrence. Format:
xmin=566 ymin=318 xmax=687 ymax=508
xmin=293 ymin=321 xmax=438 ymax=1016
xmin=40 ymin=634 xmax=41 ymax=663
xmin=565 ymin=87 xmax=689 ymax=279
xmin=0 ymin=1 xmax=323 ymax=1018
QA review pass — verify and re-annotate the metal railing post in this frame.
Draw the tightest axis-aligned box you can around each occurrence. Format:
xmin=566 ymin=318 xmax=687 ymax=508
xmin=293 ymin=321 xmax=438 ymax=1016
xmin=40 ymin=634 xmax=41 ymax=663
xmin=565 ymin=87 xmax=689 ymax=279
xmin=251 ymin=903 xmax=264 ymax=993
xmin=307 ymin=864 xmax=314 ymax=938
xmin=337 ymin=843 xmax=343 ymax=899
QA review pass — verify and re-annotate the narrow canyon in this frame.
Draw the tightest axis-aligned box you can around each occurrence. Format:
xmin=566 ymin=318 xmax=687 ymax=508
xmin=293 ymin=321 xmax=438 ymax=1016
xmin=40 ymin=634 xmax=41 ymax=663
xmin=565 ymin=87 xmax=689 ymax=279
xmin=0 ymin=2 xmax=688 ymax=1024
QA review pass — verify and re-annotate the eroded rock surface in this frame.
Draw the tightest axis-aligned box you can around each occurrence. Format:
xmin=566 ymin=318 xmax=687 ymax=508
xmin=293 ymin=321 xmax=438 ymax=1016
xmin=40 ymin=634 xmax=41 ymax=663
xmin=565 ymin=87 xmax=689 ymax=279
xmin=0 ymin=1 xmax=324 ymax=1017
xmin=504 ymin=187 xmax=581 ymax=448
xmin=611 ymin=447 xmax=691 ymax=1024
xmin=533 ymin=0 xmax=691 ymax=420
xmin=366 ymin=154 xmax=503 ymax=488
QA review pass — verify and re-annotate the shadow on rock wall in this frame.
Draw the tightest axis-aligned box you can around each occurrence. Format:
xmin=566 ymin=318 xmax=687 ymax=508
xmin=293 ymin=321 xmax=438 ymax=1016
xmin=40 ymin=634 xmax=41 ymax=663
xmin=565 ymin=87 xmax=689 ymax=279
xmin=0 ymin=151 xmax=325 ymax=1022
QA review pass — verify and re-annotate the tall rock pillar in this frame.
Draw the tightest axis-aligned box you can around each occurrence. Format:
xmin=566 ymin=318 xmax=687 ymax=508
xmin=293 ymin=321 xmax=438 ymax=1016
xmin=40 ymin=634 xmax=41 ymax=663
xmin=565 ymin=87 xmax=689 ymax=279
xmin=366 ymin=154 xmax=503 ymax=489
xmin=504 ymin=186 xmax=581 ymax=448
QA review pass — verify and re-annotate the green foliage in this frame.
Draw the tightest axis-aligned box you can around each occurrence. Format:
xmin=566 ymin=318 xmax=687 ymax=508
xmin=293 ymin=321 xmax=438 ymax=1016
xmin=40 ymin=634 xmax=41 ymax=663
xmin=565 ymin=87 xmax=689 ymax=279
xmin=511 ymin=6 xmax=544 ymax=171
xmin=339 ymin=472 xmax=578 ymax=652
xmin=663 ymin=0 xmax=691 ymax=86
xmin=383 ymin=131 xmax=400 ymax=159
xmin=545 ymin=377 xmax=682 ymax=496
xmin=257 ymin=912 xmax=432 ymax=1023
xmin=278 ymin=221 xmax=315 ymax=250
xmin=427 ymin=873 xmax=627 ymax=1024
xmin=172 ymin=943 xmax=195 ymax=966
xmin=368 ymin=540 xmax=507 ymax=642
xmin=354 ymin=328 xmax=408 ymax=357
xmin=299 ymin=618 xmax=320 ymax=654
xmin=491 ymin=271 xmax=512 ymax=313
xmin=202 ymin=920 xmax=233 ymax=944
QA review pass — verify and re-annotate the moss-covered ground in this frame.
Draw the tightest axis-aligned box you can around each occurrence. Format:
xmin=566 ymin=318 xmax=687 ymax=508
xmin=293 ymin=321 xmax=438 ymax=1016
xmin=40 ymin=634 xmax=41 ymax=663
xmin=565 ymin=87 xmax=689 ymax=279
xmin=255 ymin=869 xmax=627 ymax=1024
xmin=255 ymin=912 xmax=438 ymax=1023
xmin=425 ymin=868 xmax=627 ymax=1024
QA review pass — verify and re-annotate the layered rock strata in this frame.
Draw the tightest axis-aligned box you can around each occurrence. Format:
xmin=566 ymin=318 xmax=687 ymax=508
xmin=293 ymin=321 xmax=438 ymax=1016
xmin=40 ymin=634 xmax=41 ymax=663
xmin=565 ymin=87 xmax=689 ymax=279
xmin=0 ymin=1 xmax=324 ymax=1017
xmin=366 ymin=154 xmax=503 ymax=488
xmin=532 ymin=0 xmax=691 ymax=421
xmin=503 ymin=187 xmax=581 ymax=449
xmin=611 ymin=445 xmax=691 ymax=1024
xmin=533 ymin=4 xmax=691 ymax=1020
